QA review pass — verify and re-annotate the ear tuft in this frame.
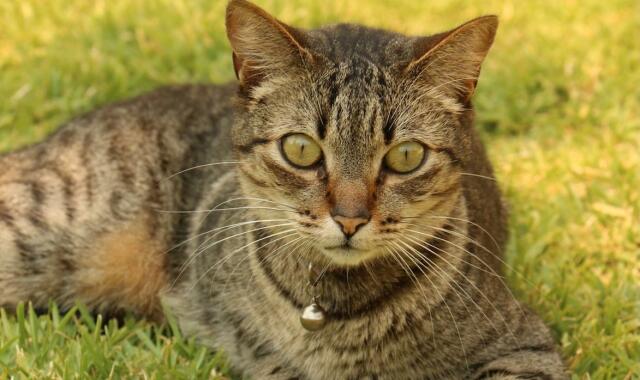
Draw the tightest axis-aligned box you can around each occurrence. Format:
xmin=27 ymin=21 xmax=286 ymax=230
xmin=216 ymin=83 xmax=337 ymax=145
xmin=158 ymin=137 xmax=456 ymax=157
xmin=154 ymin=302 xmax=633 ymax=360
xmin=226 ymin=0 xmax=311 ymax=92
xmin=407 ymin=15 xmax=498 ymax=104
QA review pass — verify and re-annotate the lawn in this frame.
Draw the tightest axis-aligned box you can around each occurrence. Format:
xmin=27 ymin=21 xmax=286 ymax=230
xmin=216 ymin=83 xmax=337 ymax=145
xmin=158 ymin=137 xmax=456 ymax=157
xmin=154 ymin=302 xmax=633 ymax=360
xmin=1 ymin=0 xmax=639 ymax=378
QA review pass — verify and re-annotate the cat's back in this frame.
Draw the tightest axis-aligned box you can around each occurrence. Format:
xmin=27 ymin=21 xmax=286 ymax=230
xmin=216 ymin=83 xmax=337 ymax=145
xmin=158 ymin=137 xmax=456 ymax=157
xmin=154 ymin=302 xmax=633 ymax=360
xmin=3 ymin=82 xmax=238 ymax=170
xmin=73 ymin=82 xmax=238 ymax=155
xmin=88 ymin=83 xmax=237 ymax=128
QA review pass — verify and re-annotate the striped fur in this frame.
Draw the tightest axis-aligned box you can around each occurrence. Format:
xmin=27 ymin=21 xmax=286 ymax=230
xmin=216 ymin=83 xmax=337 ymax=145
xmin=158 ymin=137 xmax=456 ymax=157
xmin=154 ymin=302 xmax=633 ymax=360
xmin=0 ymin=1 xmax=567 ymax=378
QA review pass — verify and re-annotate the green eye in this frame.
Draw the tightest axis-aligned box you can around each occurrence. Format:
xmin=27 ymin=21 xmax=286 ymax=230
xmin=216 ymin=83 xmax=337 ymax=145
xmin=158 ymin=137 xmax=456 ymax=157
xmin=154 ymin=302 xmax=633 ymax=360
xmin=384 ymin=141 xmax=425 ymax=173
xmin=281 ymin=134 xmax=322 ymax=168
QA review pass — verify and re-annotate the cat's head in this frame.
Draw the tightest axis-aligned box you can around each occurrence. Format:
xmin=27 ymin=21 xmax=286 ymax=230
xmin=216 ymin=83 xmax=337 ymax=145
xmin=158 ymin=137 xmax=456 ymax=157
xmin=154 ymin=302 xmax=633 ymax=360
xmin=227 ymin=0 xmax=497 ymax=267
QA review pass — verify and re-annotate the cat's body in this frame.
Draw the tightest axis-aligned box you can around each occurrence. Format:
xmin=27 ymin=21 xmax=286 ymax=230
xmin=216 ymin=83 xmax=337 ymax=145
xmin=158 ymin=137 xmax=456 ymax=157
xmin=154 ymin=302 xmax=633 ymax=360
xmin=0 ymin=84 xmax=234 ymax=318
xmin=0 ymin=1 xmax=567 ymax=379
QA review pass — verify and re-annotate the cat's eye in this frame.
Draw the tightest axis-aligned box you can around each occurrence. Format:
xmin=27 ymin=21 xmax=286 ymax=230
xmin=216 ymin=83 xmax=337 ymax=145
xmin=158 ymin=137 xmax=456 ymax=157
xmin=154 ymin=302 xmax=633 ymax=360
xmin=281 ymin=134 xmax=323 ymax=168
xmin=384 ymin=141 xmax=426 ymax=174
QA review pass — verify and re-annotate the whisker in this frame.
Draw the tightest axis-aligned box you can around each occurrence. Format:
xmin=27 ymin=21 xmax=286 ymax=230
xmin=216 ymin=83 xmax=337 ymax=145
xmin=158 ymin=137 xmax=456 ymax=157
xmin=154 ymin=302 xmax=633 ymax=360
xmin=403 ymin=225 xmax=503 ymax=279
xmin=403 ymin=224 xmax=528 ymax=319
xmin=458 ymin=172 xmax=497 ymax=182
xmin=403 ymin=218 xmax=532 ymax=288
xmin=189 ymin=229 xmax=299 ymax=291
xmin=163 ymin=218 xmax=290 ymax=256
xmin=426 ymin=224 xmax=498 ymax=260
xmin=399 ymin=233 xmax=517 ymax=341
xmin=225 ymin=234 xmax=307 ymax=295
xmin=403 ymin=221 xmax=533 ymax=309
xmin=361 ymin=260 xmax=377 ymax=286
xmin=228 ymin=196 xmax=297 ymax=210
xmin=166 ymin=161 xmax=239 ymax=179
xmin=197 ymin=196 xmax=297 ymax=211
xmin=188 ymin=196 xmax=296 ymax=235
xmin=243 ymin=235 xmax=322 ymax=303
xmin=191 ymin=222 xmax=296 ymax=264
xmin=190 ymin=196 xmax=296 ymax=234
xmin=155 ymin=206 xmax=298 ymax=214
xmin=388 ymin=240 xmax=469 ymax=370
xmin=402 ymin=217 xmax=529 ymax=320
xmin=277 ymin=235 xmax=320 ymax=274
xmin=171 ymin=222 xmax=296 ymax=288
xmin=269 ymin=235 xmax=313 ymax=272
xmin=383 ymin=244 xmax=437 ymax=349
xmin=405 ymin=214 xmax=501 ymax=253
xmin=191 ymin=219 xmax=296 ymax=255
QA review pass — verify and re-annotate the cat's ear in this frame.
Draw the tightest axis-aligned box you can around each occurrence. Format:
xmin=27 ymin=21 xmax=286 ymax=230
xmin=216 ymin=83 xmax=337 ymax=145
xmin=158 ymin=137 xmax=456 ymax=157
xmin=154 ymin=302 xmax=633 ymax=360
xmin=226 ymin=0 xmax=312 ymax=92
xmin=407 ymin=16 xmax=498 ymax=104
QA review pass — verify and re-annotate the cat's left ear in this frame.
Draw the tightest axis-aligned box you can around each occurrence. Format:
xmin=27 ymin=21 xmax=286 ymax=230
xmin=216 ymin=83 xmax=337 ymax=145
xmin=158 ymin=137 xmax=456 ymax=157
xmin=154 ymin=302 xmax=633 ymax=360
xmin=226 ymin=0 xmax=312 ymax=94
xmin=407 ymin=16 xmax=498 ymax=104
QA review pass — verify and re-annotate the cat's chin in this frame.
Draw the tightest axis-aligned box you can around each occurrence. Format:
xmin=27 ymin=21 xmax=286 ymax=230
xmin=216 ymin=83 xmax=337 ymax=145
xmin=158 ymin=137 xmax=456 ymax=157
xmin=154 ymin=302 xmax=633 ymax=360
xmin=320 ymin=246 xmax=380 ymax=267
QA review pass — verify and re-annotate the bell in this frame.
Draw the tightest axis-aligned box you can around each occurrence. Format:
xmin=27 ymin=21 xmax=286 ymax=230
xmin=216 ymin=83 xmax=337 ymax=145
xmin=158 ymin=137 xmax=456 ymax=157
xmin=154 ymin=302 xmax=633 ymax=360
xmin=300 ymin=302 xmax=327 ymax=331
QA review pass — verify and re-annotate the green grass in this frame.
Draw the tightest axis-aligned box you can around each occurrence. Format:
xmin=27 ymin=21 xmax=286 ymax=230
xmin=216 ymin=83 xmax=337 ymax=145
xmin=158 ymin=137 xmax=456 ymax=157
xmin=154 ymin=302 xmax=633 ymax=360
xmin=0 ymin=304 xmax=229 ymax=379
xmin=1 ymin=0 xmax=639 ymax=378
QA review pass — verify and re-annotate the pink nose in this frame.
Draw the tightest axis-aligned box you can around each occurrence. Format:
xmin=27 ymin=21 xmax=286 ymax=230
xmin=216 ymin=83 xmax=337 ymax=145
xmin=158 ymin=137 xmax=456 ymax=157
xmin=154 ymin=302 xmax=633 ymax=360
xmin=332 ymin=215 xmax=369 ymax=238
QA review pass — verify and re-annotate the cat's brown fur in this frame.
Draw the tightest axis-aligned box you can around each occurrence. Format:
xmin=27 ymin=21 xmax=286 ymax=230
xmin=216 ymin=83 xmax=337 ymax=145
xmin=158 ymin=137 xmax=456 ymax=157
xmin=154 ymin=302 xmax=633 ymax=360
xmin=0 ymin=1 xmax=567 ymax=378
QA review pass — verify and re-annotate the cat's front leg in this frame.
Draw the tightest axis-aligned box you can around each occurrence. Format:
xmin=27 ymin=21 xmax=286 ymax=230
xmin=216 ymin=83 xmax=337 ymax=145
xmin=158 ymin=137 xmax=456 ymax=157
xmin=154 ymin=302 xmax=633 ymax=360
xmin=471 ymin=347 xmax=568 ymax=380
xmin=240 ymin=356 xmax=305 ymax=380
xmin=251 ymin=366 xmax=304 ymax=380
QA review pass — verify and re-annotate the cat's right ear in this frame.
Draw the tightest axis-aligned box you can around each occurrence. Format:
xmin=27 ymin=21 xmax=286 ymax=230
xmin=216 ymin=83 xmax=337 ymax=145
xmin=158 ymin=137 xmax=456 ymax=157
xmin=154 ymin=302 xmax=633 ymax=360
xmin=226 ymin=0 xmax=312 ymax=94
xmin=406 ymin=16 xmax=498 ymax=105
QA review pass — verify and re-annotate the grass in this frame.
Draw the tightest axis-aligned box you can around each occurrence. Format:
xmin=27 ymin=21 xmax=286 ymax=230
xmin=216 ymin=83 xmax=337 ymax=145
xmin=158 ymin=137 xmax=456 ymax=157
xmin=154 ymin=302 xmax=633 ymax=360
xmin=1 ymin=0 xmax=638 ymax=378
xmin=0 ymin=304 xmax=229 ymax=379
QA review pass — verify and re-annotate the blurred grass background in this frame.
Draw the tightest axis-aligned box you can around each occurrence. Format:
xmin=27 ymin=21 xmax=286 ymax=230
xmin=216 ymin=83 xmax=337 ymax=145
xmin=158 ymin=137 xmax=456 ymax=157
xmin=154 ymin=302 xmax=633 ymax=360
xmin=1 ymin=0 xmax=639 ymax=378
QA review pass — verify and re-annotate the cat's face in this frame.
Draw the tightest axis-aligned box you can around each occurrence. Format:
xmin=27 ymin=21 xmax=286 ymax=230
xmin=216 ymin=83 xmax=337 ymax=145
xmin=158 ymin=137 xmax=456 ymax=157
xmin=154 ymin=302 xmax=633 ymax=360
xmin=227 ymin=0 xmax=497 ymax=266
xmin=234 ymin=60 xmax=463 ymax=266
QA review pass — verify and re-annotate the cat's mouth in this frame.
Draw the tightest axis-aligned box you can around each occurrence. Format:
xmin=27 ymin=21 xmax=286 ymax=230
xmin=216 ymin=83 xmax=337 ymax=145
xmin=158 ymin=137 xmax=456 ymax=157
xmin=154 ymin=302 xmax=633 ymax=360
xmin=324 ymin=242 xmax=362 ymax=251
xmin=321 ymin=243 xmax=377 ymax=266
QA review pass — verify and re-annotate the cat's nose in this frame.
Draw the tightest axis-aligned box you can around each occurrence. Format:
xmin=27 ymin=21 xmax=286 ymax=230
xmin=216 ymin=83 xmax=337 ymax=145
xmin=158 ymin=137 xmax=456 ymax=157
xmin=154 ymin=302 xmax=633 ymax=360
xmin=332 ymin=214 xmax=370 ymax=238
xmin=328 ymin=179 xmax=371 ymax=238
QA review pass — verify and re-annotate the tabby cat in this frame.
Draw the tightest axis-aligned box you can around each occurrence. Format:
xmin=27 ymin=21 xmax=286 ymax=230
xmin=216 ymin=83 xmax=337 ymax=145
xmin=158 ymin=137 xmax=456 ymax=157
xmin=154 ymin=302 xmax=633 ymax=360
xmin=0 ymin=0 xmax=568 ymax=378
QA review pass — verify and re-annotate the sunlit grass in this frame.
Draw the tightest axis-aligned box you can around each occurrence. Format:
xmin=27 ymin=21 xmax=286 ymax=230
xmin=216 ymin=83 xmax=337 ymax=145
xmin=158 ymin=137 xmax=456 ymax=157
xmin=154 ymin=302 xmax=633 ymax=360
xmin=1 ymin=0 xmax=638 ymax=378
xmin=0 ymin=304 xmax=229 ymax=379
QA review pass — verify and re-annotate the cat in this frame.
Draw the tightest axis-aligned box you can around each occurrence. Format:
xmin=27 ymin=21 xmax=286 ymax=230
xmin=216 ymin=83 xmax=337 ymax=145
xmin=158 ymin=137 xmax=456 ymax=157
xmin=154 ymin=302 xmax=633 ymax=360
xmin=0 ymin=0 xmax=568 ymax=378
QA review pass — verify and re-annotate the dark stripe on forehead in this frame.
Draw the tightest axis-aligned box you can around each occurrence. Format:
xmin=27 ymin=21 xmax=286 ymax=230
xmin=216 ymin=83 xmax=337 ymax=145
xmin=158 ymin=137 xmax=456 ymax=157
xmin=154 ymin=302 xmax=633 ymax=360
xmin=316 ymin=112 xmax=327 ymax=140
xmin=322 ymin=63 xmax=390 ymax=141
xmin=326 ymin=71 xmax=340 ymax=108
xmin=383 ymin=116 xmax=395 ymax=143
xmin=369 ymin=103 xmax=381 ymax=135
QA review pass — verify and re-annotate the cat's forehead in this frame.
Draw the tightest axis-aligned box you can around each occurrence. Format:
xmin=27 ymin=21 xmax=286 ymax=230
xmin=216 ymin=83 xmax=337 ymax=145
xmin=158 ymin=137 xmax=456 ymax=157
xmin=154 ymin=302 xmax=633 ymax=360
xmin=305 ymin=26 xmax=416 ymax=146
xmin=308 ymin=23 xmax=414 ymax=67
xmin=314 ymin=60 xmax=386 ymax=147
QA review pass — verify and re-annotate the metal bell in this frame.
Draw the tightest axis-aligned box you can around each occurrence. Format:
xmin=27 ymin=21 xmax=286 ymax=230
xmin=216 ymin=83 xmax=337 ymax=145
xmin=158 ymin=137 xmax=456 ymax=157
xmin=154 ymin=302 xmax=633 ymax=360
xmin=300 ymin=302 xmax=327 ymax=331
